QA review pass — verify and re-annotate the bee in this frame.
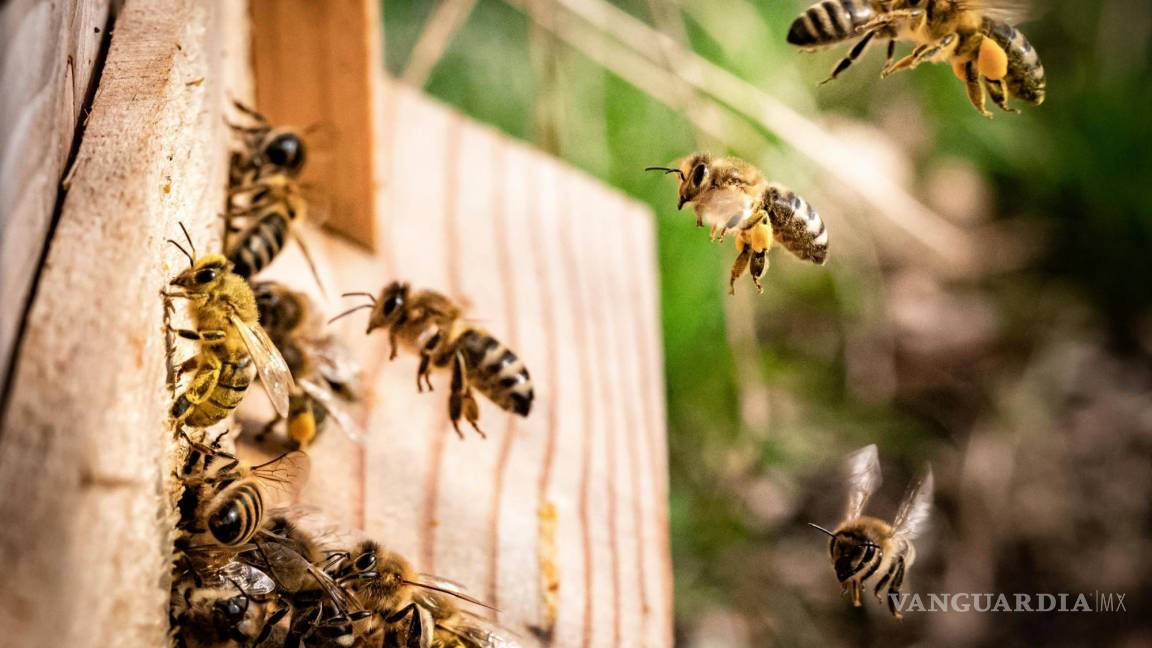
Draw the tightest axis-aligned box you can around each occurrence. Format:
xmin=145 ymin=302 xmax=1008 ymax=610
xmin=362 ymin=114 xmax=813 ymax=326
xmin=172 ymin=573 xmax=279 ymax=648
xmin=808 ymin=444 xmax=934 ymax=618
xmin=646 ymin=154 xmax=829 ymax=294
xmin=225 ymin=173 xmax=325 ymax=287
xmin=165 ymin=223 xmax=294 ymax=429
xmin=252 ymin=281 xmax=364 ymax=449
xmin=329 ymin=540 xmax=496 ymax=647
xmin=227 ymin=99 xmax=307 ymax=186
xmin=177 ymin=433 xmax=310 ymax=548
xmin=789 ymin=1 xmax=1045 ymax=116
xmin=330 ymin=283 xmax=534 ymax=438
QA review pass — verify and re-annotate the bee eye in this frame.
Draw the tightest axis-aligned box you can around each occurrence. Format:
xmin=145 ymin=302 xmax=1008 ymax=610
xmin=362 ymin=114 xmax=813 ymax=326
xmin=194 ymin=269 xmax=218 ymax=284
xmin=691 ymin=163 xmax=706 ymax=186
xmin=217 ymin=596 xmax=248 ymax=621
xmin=382 ymin=294 xmax=403 ymax=316
xmin=354 ymin=553 xmax=376 ymax=571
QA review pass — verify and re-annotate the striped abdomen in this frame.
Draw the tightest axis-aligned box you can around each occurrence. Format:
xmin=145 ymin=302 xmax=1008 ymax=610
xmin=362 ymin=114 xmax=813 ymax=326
xmin=172 ymin=351 xmax=254 ymax=428
xmin=228 ymin=208 xmax=291 ymax=279
xmin=763 ymin=185 xmax=829 ymax=264
xmin=788 ymin=0 xmax=877 ymax=47
xmin=983 ymin=19 xmax=1045 ymax=105
xmin=206 ymin=481 xmax=264 ymax=546
xmin=456 ymin=329 xmax=533 ymax=417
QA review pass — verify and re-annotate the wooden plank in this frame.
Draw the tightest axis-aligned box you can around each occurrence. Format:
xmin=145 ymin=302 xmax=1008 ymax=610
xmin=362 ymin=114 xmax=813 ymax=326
xmin=256 ymin=80 xmax=672 ymax=647
xmin=0 ymin=1 xmax=249 ymax=645
xmin=0 ymin=0 xmax=112 ymax=401
xmin=248 ymin=0 xmax=383 ymax=250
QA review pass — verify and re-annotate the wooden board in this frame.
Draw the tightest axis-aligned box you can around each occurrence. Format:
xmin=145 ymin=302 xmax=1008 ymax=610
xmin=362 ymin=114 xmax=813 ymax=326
xmin=248 ymin=0 xmax=383 ymax=250
xmin=0 ymin=0 xmax=112 ymax=403
xmin=0 ymin=1 xmax=249 ymax=645
xmin=253 ymin=81 xmax=674 ymax=647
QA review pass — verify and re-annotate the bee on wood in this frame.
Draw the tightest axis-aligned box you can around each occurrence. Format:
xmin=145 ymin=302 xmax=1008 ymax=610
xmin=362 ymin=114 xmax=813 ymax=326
xmin=328 ymin=540 xmax=505 ymax=648
xmin=646 ymin=153 xmax=829 ymax=294
xmin=166 ymin=224 xmax=294 ymax=429
xmin=172 ymin=569 xmax=282 ymax=648
xmin=788 ymin=0 xmax=1045 ymax=116
xmin=252 ymin=281 xmax=364 ymax=449
xmin=224 ymin=101 xmax=327 ymax=291
xmin=227 ymin=100 xmax=307 ymax=186
xmin=331 ymin=283 xmax=534 ymax=438
xmin=808 ymin=444 xmax=934 ymax=618
xmin=177 ymin=431 xmax=310 ymax=548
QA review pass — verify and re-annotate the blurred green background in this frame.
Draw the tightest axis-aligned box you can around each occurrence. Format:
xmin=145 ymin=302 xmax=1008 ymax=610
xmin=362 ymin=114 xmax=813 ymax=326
xmin=381 ymin=1 xmax=1152 ymax=645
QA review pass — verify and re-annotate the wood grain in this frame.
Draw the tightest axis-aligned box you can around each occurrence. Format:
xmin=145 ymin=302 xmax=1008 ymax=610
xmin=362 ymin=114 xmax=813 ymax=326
xmin=0 ymin=0 xmax=112 ymax=402
xmin=0 ymin=1 xmax=249 ymax=645
xmin=254 ymin=80 xmax=673 ymax=647
xmin=248 ymin=0 xmax=383 ymax=250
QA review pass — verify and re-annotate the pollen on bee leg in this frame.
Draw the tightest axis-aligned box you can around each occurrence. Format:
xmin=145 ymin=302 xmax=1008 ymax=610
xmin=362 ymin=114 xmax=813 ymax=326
xmin=978 ymin=38 xmax=1009 ymax=80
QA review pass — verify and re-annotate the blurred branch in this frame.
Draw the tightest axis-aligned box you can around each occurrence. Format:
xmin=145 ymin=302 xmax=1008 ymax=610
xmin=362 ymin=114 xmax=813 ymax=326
xmin=401 ymin=0 xmax=479 ymax=88
xmin=502 ymin=0 xmax=975 ymax=271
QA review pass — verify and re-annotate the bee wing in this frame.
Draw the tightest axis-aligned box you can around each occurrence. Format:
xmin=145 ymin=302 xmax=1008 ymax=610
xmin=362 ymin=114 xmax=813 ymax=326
xmin=412 ymin=573 xmax=495 ymax=610
xmin=439 ymin=612 xmax=522 ymax=648
xmin=303 ymin=339 xmax=363 ymax=399
xmin=299 ymin=377 xmax=366 ymax=444
xmin=249 ymin=450 xmax=311 ymax=505
xmin=231 ymin=314 xmax=295 ymax=418
xmin=217 ymin=560 xmax=277 ymax=596
xmin=959 ymin=0 xmax=1035 ymax=24
xmin=892 ymin=466 xmax=934 ymax=541
xmin=842 ymin=444 xmax=882 ymax=523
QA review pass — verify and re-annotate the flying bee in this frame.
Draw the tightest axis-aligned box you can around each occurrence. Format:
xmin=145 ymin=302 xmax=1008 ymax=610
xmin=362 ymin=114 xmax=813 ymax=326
xmin=331 ymin=283 xmax=534 ymax=438
xmin=808 ymin=444 xmax=934 ymax=618
xmin=177 ymin=433 xmax=311 ymax=548
xmin=328 ymin=540 xmax=496 ymax=648
xmin=165 ymin=224 xmax=294 ymax=429
xmin=788 ymin=1 xmax=1045 ymax=116
xmin=646 ymin=153 xmax=828 ymax=294
xmin=252 ymin=281 xmax=365 ymax=449
xmin=227 ymin=99 xmax=307 ymax=186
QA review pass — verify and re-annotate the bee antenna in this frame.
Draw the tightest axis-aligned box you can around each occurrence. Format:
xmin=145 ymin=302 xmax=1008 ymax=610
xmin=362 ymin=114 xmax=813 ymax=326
xmin=328 ymin=303 xmax=374 ymax=325
xmin=341 ymin=291 xmax=377 ymax=304
xmin=178 ymin=222 xmax=197 ymax=261
xmin=807 ymin=523 xmax=837 ymax=538
xmin=644 ymin=166 xmax=685 ymax=181
xmin=167 ymin=239 xmax=194 ymax=267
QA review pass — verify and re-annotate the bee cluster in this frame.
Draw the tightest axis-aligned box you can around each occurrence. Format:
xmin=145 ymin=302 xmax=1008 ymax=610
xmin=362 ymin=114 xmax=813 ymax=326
xmin=163 ymin=0 xmax=1052 ymax=637
xmin=165 ymin=102 xmax=524 ymax=647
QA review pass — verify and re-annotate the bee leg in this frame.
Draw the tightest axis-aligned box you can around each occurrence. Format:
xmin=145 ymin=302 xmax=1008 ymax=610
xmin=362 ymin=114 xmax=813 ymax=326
xmin=749 ymin=250 xmax=769 ymax=294
xmin=962 ymin=61 xmax=994 ymax=118
xmin=388 ymin=329 xmax=400 ymax=360
xmin=883 ymin=38 xmax=896 ymax=72
xmin=175 ymin=354 xmax=221 ymax=407
xmin=984 ymin=77 xmax=1017 ymax=114
xmin=882 ymin=33 xmax=954 ymax=78
xmin=729 ymin=237 xmax=751 ymax=296
xmin=821 ymin=29 xmax=876 ymax=85
xmin=873 ymin=559 xmax=897 ymax=602
xmin=886 ymin=557 xmax=907 ymax=619
xmin=174 ymin=356 xmax=199 ymax=380
xmin=448 ymin=351 xmax=484 ymax=439
xmin=852 ymin=580 xmax=863 ymax=606
xmin=417 ymin=334 xmax=440 ymax=392
xmin=253 ymin=599 xmax=290 ymax=647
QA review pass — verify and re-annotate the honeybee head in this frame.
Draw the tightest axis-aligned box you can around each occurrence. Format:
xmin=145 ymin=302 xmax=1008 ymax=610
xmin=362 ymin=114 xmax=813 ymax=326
xmin=809 ymin=523 xmax=880 ymax=582
xmin=170 ymin=254 xmax=232 ymax=293
xmin=262 ymin=130 xmax=306 ymax=175
xmin=646 ymin=153 xmax=712 ymax=210
xmin=365 ymin=281 xmax=409 ymax=333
